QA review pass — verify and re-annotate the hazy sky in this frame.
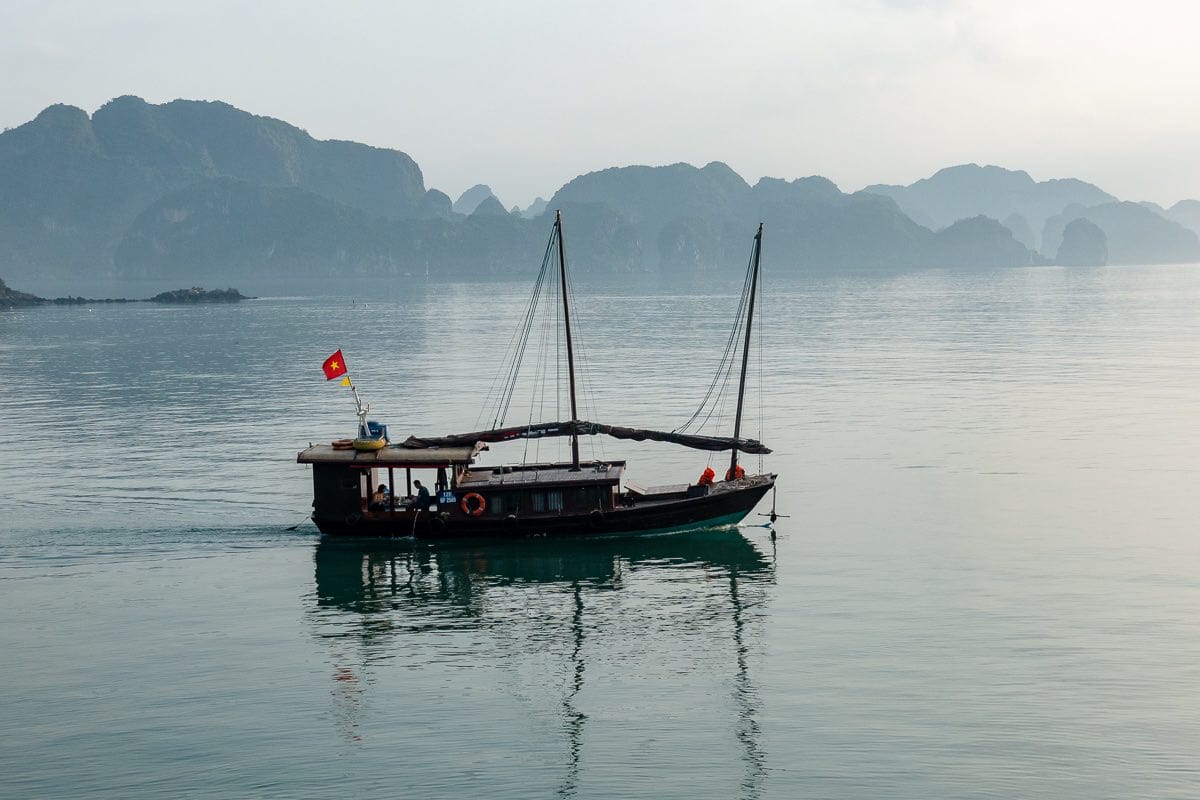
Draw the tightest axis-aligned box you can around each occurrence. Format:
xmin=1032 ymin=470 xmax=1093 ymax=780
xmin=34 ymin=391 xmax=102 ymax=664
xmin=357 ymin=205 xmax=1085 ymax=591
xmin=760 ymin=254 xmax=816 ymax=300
xmin=3 ymin=0 xmax=1198 ymax=207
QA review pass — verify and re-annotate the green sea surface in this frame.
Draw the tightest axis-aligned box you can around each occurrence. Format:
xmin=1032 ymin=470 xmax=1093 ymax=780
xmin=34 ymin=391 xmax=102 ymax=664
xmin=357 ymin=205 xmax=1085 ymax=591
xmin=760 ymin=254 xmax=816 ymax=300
xmin=2 ymin=265 xmax=1198 ymax=798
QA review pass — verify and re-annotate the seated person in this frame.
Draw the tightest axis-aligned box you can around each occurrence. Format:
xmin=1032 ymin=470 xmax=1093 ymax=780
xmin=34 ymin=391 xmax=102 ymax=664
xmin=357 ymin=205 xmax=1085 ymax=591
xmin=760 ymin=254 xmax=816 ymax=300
xmin=369 ymin=483 xmax=390 ymax=511
xmin=724 ymin=464 xmax=745 ymax=481
xmin=411 ymin=479 xmax=432 ymax=510
xmin=698 ymin=466 xmax=716 ymax=486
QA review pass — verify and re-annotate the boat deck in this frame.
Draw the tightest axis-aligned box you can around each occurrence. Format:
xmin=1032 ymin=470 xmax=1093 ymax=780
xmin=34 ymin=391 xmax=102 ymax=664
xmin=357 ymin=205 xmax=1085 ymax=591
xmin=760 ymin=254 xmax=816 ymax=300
xmin=459 ymin=461 xmax=625 ymax=489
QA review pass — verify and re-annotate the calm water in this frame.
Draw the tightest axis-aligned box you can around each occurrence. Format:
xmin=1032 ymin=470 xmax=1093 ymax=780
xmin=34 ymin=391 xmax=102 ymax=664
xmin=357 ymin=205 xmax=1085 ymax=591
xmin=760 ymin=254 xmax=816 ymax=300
xmin=2 ymin=265 xmax=1199 ymax=798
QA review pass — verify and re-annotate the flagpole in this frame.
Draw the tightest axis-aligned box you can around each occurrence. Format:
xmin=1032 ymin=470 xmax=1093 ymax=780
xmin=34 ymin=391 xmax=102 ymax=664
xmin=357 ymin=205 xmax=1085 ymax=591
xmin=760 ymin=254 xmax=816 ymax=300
xmin=323 ymin=348 xmax=367 ymax=438
xmin=350 ymin=382 xmax=369 ymax=438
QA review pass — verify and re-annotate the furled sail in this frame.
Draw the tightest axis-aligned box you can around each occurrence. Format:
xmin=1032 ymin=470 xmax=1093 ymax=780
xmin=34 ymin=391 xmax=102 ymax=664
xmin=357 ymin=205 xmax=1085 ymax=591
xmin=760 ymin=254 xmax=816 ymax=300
xmin=402 ymin=420 xmax=771 ymax=454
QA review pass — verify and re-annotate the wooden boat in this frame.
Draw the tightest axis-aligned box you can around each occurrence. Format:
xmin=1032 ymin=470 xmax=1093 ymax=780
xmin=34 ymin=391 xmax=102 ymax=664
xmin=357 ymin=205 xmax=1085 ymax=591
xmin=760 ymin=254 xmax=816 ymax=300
xmin=297 ymin=212 xmax=776 ymax=539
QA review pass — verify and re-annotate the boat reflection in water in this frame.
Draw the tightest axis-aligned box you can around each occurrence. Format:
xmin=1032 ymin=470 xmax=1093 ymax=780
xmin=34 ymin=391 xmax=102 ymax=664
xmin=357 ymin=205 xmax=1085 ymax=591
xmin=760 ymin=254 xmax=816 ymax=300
xmin=310 ymin=528 xmax=776 ymax=795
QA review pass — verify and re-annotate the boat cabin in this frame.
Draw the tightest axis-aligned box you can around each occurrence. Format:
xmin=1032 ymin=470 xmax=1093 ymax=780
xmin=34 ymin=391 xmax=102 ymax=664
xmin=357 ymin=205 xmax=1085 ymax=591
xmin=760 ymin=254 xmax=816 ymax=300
xmin=297 ymin=441 xmax=625 ymax=530
xmin=456 ymin=460 xmax=625 ymax=517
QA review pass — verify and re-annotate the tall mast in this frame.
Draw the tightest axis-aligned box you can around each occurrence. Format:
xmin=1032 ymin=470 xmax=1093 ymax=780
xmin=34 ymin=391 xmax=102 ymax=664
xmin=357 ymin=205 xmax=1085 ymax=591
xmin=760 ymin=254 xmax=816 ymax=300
xmin=556 ymin=210 xmax=581 ymax=469
xmin=730 ymin=223 xmax=763 ymax=477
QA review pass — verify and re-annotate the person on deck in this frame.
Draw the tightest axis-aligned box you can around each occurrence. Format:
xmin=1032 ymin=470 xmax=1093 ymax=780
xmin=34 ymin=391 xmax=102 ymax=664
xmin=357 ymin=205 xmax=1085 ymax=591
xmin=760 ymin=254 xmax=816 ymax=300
xmin=411 ymin=479 xmax=432 ymax=510
xmin=370 ymin=484 xmax=390 ymax=511
xmin=724 ymin=464 xmax=745 ymax=481
xmin=698 ymin=466 xmax=716 ymax=486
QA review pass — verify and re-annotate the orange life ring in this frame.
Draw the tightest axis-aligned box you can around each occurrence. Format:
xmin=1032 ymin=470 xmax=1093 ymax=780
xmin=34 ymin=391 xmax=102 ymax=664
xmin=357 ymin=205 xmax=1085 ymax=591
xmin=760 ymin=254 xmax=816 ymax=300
xmin=331 ymin=439 xmax=354 ymax=450
xmin=460 ymin=492 xmax=487 ymax=516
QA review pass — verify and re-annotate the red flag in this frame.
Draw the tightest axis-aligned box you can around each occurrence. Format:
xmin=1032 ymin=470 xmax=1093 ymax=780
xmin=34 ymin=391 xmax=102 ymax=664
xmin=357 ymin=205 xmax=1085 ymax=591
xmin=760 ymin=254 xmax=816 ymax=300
xmin=322 ymin=350 xmax=348 ymax=380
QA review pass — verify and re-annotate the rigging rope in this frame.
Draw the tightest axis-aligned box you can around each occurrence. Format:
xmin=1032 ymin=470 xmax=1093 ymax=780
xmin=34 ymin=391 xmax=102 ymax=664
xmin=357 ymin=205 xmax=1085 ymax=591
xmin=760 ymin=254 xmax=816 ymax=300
xmin=674 ymin=236 xmax=758 ymax=435
xmin=555 ymin=259 xmax=563 ymax=463
xmin=474 ymin=277 xmax=544 ymax=432
xmin=473 ymin=217 xmax=769 ymax=468
xmin=523 ymin=258 xmax=557 ymax=464
xmin=481 ymin=218 xmax=607 ymax=465
xmin=561 ymin=256 xmax=605 ymax=463
xmin=485 ymin=226 xmax=557 ymax=431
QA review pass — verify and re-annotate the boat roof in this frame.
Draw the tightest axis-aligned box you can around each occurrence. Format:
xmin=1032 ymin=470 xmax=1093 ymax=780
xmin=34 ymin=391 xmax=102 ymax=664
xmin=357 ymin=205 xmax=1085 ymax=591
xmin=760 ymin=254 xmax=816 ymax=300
xmin=459 ymin=461 xmax=625 ymax=490
xmin=297 ymin=441 xmax=484 ymax=468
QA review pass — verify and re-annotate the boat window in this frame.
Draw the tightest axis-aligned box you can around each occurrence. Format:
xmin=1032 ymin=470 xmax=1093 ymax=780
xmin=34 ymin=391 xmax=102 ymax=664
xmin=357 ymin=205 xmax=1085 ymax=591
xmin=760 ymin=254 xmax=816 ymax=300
xmin=491 ymin=494 xmax=504 ymax=515
xmin=548 ymin=490 xmax=563 ymax=512
xmin=531 ymin=492 xmax=546 ymax=512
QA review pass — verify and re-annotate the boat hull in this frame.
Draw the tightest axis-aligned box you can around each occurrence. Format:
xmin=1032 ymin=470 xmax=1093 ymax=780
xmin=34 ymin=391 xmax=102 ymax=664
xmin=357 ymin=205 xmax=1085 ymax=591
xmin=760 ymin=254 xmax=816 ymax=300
xmin=311 ymin=475 xmax=775 ymax=540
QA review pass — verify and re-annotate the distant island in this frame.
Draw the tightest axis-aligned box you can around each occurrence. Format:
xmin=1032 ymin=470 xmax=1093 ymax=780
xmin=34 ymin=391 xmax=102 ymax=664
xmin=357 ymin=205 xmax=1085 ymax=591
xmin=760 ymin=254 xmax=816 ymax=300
xmin=0 ymin=278 xmax=248 ymax=310
xmin=1 ymin=95 xmax=1197 ymax=290
xmin=150 ymin=287 xmax=250 ymax=303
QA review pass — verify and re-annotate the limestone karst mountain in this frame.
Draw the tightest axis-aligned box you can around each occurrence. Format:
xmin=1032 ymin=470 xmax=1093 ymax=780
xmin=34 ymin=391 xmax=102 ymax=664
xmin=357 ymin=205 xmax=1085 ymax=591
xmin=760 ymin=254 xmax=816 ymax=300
xmin=2 ymin=98 xmax=1192 ymax=287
